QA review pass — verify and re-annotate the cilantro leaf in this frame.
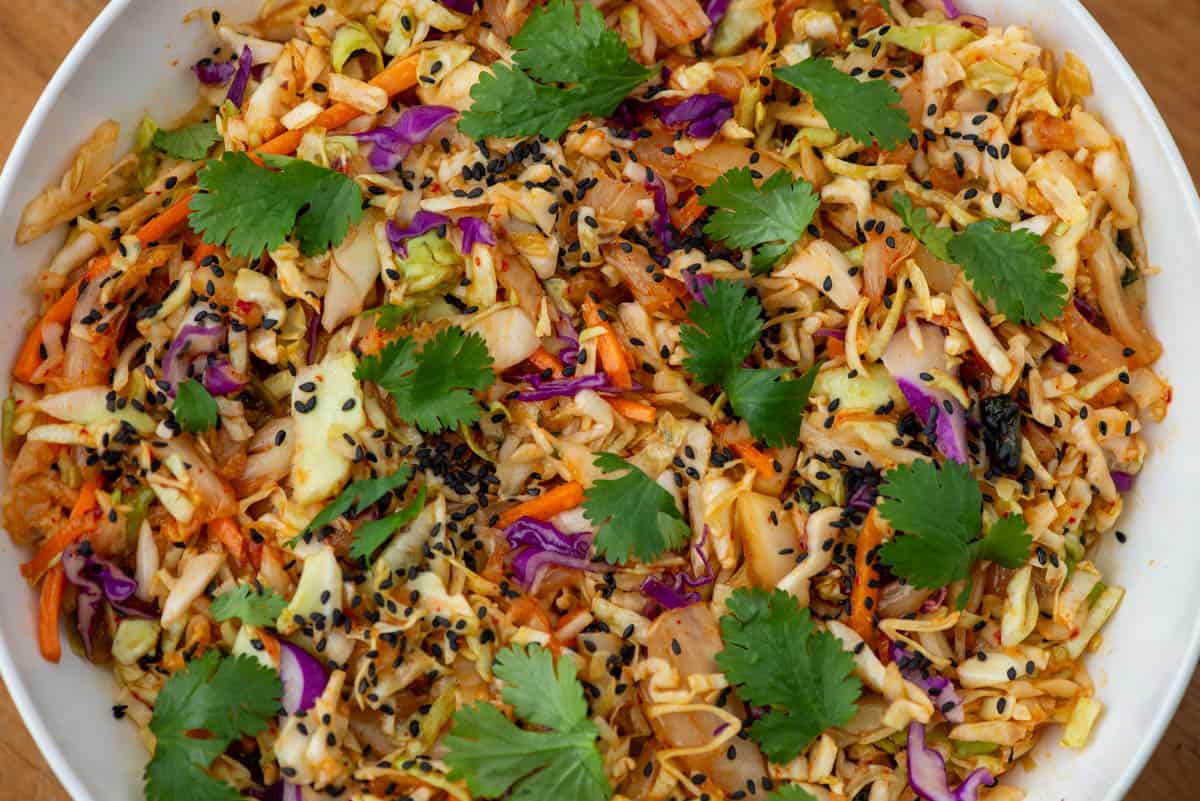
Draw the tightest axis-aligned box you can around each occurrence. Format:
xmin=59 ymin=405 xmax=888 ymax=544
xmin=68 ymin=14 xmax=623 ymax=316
xmin=152 ymin=121 xmax=221 ymax=160
xmin=189 ymin=151 xmax=362 ymax=258
xmin=726 ymin=363 xmax=821 ymax=448
xmin=680 ymin=279 xmax=820 ymax=446
xmin=355 ymin=326 xmax=495 ymax=433
xmin=445 ymin=644 xmax=611 ymax=801
xmin=774 ymin=58 xmax=911 ymax=149
xmin=893 ymin=192 xmax=953 ymax=261
xmin=880 ymin=0 xmax=895 ymax=17
xmin=765 ymin=787 xmax=819 ymax=801
xmin=349 ymin=484 xmax=427 ymax=563
xmin=701 ymin=168 xmax=820 ymax=275
xmin=948 ymin=219 xmax=1066 ymax=323
xmin=680 ymin=279 xmax=763 ymax=385
xmin=878 ymin=460 xmax=1032 ymax=607
xmin=363 ymin=303 xmax=411 ymax=332
xmin=296 ymin=465 xmax=413 ymax=544
xmin=583 ymin=453 xmax=691 ymax=564
xmin=144 ymin=651 xmax=282 ymax=801
xmin=893 ymin=193 xmax=1066 ymax=323
xmin=716 ymin=588 xmax=861 ymax=763
xmin=210 ymin=584 xmax=288 ymax=627
xmin=459 ymin=0 xmax=653 ymax=140
xmin=173 ymin=379 xmax=218 ymax=433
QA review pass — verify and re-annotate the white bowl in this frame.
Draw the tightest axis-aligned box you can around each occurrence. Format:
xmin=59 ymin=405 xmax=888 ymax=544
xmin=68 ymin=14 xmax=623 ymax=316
xmin=1 ymin=1 xmax=1198 ymax=800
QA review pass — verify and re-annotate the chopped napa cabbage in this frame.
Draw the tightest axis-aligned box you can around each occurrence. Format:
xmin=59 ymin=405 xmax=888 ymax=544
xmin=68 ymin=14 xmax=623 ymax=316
xmin=965 ymin=59 xmax=1019 ymax=95
xmin=1066 ymin=585 xmax=1124 ymax=659
xmin=331 ymin=22 xmax=383 ymax=73
xmin=406 ymin=570 xmax=476 ymax=628
xmin=290 ymin=352 xmax=367 ymax=505
xmin=374 ymin=494 xmax=442 ymax=586
xmin=277 ymin=547 xmax=343 ymax=635
xmin=136 ymin=116 xmax=160 ymax=187
xmin=399 ymin=230 xmax=462 ymax=295
xmin=712 ymin=1 xmax=771 ymax=57
xmin=618 ymin=4 xmax=641 ymax=49
xmin=232 ymin=624 xmax=278 ymax=670
xmin=953 ymin=740 xmax=1000 ymax=757
xmin=812 ymin=363 xmax=905 ymax=412
xmin=1061 ymin=697 xmax=1102 ymax=748
xmin=34 ymin=386 xmax=155 ymax=435
xmin=885 ymin=25 xmax=978 ymax=54
xmin=1000 ymin=566 xmax=1039 ymax=647
xmin=112 ymin=619 xmax=161 ymax=666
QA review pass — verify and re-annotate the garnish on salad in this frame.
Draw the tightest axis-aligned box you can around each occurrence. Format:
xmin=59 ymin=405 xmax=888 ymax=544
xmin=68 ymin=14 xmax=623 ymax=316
xmin=4 ymin=2 xmax=1169 ymax=801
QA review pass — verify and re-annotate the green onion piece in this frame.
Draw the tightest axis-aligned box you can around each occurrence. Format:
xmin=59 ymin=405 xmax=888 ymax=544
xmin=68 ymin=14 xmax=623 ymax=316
xmin=1 ymin=397 xmax=16 ymax=452
xmin=126 ymin=486 xmax=157 ymax=543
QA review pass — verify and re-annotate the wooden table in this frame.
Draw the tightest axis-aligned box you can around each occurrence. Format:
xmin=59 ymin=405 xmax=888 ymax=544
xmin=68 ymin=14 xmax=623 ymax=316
xmin=1 ymin=1 xmax=1198 ymax=799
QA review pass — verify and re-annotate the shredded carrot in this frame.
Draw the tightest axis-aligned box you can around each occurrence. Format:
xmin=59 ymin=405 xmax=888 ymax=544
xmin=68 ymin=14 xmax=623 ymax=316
xmin=729 ymin=440 xmax=777 ymax=478
xmin=38 ymin=563 xmax=66 ymax=663
xmin=670 ymin=192 xmax=708 ymax=231
xmin=528 ymin=347 xmax=564 ymax=378
xmin=497 ymin=481 xmax=585 ymax=528
xmin=608 ymin=397 xmax=657 ymax=423
xmin=850 ymin=509 xmax=885 ymax=647
xmin=582 ymin=297 xmax=633 ymax=390
xmin=191 ymin=241 xmax=220 ymax=266
xmin=21 ymin=477 xmax=102 ymax=581
xmin=209 ymin=516 xmax=246 ymax=565
xmin=257 ymin=53 xmax=421 ymax=155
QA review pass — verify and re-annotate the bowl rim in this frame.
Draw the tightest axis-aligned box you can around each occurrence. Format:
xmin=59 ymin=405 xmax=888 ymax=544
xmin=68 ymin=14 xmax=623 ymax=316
xmin=2 ymin=1 xmax=1199 ymax=800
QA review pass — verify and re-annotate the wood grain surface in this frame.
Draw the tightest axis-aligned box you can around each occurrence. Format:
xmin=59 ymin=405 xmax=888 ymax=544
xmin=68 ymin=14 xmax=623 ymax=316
xmin=1 ymin=2 xmax=1198 ymax=800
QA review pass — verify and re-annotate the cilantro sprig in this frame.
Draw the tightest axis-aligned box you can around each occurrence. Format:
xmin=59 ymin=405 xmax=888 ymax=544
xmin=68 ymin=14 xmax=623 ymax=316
xmin=893 ymin=192 xmax=1067 ymax=323
xmin=701 ymin=168 xmax=821 ymax=275
xmin=294 ymin=465 xmax=414 ymax=545
xmin=716 ymin=588 xmax=861 ymax=763
xmin=445 ymin=644 xmax=611 ymax=801
xmin=680 ymin=280 xmax=821 ymax=446
xmin=173 ymin=379 xmax=219 ymax=433
xmin=458 ymin=0 xmax=654 ymax=140
xmin=583 ymin=453 xmax=691 ymax=564
xmin=766 ymin=788 xmax=819 ymax=801
xmin=189 ymin=152 xmax=363 ymax=257
xmin=774 ymin=58 xmax=911 ymax=149
xmin=144 ymin=651 xmax=282 ymax=801
xmin=349 ymin=484 xmax=427 ymax=563
xmin=153 ymin=121 xmax=221 ymax=160
xmin=210 ymin=583 xmax=288 ymax=627
xmin=878 ymin=459 xmax=1032 ymax=607
xmin=355 ymin=326 xmax=495 ymax=433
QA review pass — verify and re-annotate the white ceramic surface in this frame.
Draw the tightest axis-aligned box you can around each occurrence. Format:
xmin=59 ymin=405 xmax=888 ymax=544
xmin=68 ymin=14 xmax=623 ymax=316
xmin=1 ymin=2 xmax=1198 ymax=800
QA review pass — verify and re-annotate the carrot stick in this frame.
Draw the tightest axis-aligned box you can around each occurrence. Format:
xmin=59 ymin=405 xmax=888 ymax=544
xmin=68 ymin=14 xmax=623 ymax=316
xmin=849 ymin=509 xmax=884 ymax=647
xmin=191 ymin=241 xmax=220 ymax=265
xmin=498 ymin=482 xmax=585 ymax=528
xmin=22 ymin=478 xmax=102 ymax=580
xmin=529 ymin=347 xmax=564 ymax=378
xmin=582 ymin=297 xmax=633 ymax=390
xmin=608 ymin=397 xmax=657 ymax=422
xmin=38 ymin=564 xmax=66 ymax=663
xmin=729 ymin=440 xmax=777 ymax=478
xmin=670 ymin=192 xmax=707 ymax=231
xmin=209 ymin=516 xmax=246 ymax=565
xmin=256 ymin=53 xmax=421 ymax=155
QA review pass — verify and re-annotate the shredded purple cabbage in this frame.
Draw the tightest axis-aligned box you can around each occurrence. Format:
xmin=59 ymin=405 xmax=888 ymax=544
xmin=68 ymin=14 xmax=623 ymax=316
xmin=847 ymin=479 xmax=878 ymax=512
xmin=62 ymin=544 xmax=152 ymax=658
xmin=648 ymin=180 xmax=674 ymax=251
xmin=815 ymin=328 xmax=847 ymax=341
xmin=515 ymin=372 xmax=624 ymax=402
xmin=920 ymin=586 xmax=948 ymax=613
xmin=706 ymin=0 xmax=731 ymax=31
xmin=203 ymin=360 xmax=246 ymax=396
xmin=504 ymin=517 xmax=601 ymax=589
xmin=906 ymin=722 xmax=993 ymax=801
xmin=193 ymin=58 xmax=236 ymax=86
xmin=642 ymin=577 xmax=701 ymax=610
xmin=459 ymin=217 xmax=496 ymax=255
xmin=556 ymin=317 xmax=581 ymax=367
xmin=226 ymin=46 xmax=253 ymax=108
xmin=1049 ymin=342 xmax=1070 ymax=363
xmin=1111 ymin=470 xmax=1134 ymax=492
xmin=683 ymin=270 xmax=715 ymax=304
xmin=355 ymin=106 xmax=458 ymax=172
xmin=164 ymin=323 xmax=225 ymax=394
xmin=610 ymin=99 xmax=646 ymax=133
xmin=659 ymin=94 xmax=734 ymax=139
xmin=441 ymin=0 xmax=477 ymax=12
xmin=893 ymin=645 xmax=965 ymax=723
xmin=386 ymin=212 xmax=450 ymax=257
xmin=305 ymin=307 xmax=322 ymax=364
xmin=942 ymin=0 xmax=963 ymax=19
xmin=1073 ymin=296 xmax=1099 ymax=324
